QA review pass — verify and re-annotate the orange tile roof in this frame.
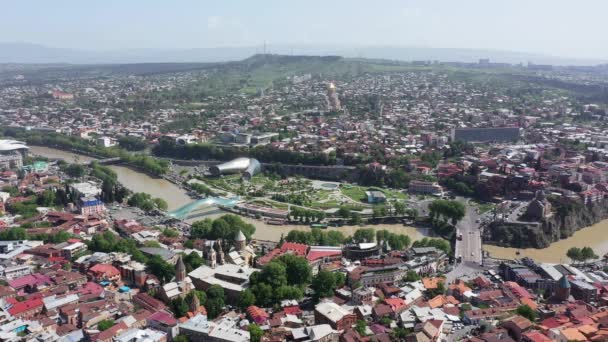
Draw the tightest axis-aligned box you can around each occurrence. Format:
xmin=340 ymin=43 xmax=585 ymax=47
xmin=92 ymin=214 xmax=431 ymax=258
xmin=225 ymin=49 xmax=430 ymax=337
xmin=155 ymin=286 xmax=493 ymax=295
xmin=428 ymin=295 xmax=446 ymax=309
xmin=422 ymin=277 xmax=444 ymax=290
xmin=561 ymin=328 xmax=588 ymax=341
xmin=520 ymin=297 xmax=538 ymax=311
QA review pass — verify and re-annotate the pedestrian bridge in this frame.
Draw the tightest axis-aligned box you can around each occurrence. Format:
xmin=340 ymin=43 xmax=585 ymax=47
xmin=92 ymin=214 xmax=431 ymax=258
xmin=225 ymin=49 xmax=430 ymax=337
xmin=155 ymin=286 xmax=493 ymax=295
xmin=168 ymin=197 xmax=240 ymax=220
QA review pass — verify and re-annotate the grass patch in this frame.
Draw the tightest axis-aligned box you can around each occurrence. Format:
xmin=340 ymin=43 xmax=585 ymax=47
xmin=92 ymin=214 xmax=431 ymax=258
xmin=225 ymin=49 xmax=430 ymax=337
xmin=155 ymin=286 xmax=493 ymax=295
xmin=340 ymin=186 xmax=368 ymax=202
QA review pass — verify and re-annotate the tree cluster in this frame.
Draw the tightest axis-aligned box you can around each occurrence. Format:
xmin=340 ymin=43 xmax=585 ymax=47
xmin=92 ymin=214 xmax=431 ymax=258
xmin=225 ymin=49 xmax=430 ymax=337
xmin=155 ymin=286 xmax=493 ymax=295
xmin=288 ymin=207 xmax=326 ymax=223
xmin=428 ymin=199 xmax=466 ymax=225
xmin=567 ymin=247 xmax=598 ymax=264
xmin=376 ymin=229 xmax=412 ymax=250
xmin=243 ymin=255 xmax=312 ymax=308
xmin=127 ymin=192 xmax=168 ymax=212
xmin=285 ymin=228 xmax=345 ymax=246
xmin=190 ymin=215 xmax=255 ymax=248
xmin=412 ymin=237 xmax=451 ymax=254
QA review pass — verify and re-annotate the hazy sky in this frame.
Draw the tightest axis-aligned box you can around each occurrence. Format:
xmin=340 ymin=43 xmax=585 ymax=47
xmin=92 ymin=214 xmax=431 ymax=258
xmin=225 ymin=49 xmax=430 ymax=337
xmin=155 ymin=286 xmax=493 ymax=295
xmin=2 ymin=0 xmax=607 ymax=59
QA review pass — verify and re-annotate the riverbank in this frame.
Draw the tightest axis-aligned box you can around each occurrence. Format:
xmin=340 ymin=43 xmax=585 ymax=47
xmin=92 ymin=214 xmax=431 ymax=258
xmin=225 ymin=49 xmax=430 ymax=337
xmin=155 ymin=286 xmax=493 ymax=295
xmin=484 ymin=218 xmax=608 ymax=263
xmin=31 ymin=145 xmax=608 ymax=259
xmin=31 ymin=145 xmax=433 ymax=242
xmin=30 ymin=146 xmax=192 ymax=211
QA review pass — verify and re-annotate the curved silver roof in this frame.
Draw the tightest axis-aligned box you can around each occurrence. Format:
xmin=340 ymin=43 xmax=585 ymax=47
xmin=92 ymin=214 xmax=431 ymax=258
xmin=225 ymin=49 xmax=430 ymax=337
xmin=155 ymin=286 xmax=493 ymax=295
xmin=0 ymin=140 xmax=29 ymax=152
xmin=243 ymin=158 xmax=261 ymax=180
xmin=209 ymin=157 xmax=261 ymax=179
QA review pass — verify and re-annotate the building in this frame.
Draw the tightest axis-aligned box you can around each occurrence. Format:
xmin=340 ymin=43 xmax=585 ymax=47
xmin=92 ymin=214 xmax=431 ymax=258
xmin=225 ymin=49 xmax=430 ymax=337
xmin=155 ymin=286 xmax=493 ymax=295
xmin=159 ymin=255 xmax=193 ymax=301
xmin=349 ymin=266 xmax=406 ymax=287
xmin=0 ymin=139 xmax=28 ymax=157
xmin=179 ymin=314 xmax=249 ymax=342
xmin=0 ymin=153 xmax=23 ymax=170
xmin=314 ymin=302 xmax=356 ymax=330
xmin=570 ymin=279 xmax=597 ymax=303
xmin=146 ymin=311 xmax=179 ymax=341
xmin=365 ymin=190 xmax=386 ymax=204
xmin=326 ymin=82 xmax=341 ymax=111
xmin=409 ymin=180 xmax=443 ymax=195
xmin=88 ymin=264 xmax=121 ymax=283
xmin=291 ymin=324 xmax=340 ymax=342
xmin=554 ymin=275 xmax=571 ymax=301
xmin=188 ymin=264 xmax=258 ymax=302
xmin=344 ymin=243 xmax=381 ymax=260
xmin=2 ymin=264 xmax=31 ymax=280
xmin=451 ymin=127 xmax=521 ymax=143
xmin=96 ymin=137 xmax=116 ymax=148
xmin=70 ymin=182 xmax=102 ymax=198
xmin=208 ymin=158 xmax=261 ymax=180
xmin=79 ymin=197 xmax=105 ymax=216
xmin=61 ymin=242 xmax=87 ymax=260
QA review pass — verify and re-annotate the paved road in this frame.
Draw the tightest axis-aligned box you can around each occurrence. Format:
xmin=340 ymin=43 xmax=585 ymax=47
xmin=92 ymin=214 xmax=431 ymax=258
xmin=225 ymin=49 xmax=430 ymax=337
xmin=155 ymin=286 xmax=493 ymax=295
xmin=454 ymin=199 xmax=483 ymax=265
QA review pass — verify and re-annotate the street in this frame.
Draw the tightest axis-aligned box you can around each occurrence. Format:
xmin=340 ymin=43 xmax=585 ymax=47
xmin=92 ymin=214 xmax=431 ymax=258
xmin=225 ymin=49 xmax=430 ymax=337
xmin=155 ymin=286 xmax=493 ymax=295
xmin=454 ymin=199 xmax=483 ymax=265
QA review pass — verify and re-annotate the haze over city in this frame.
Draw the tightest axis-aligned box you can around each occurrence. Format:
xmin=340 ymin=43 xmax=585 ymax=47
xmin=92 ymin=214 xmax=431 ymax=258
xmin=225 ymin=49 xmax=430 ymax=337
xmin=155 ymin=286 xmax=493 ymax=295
xmin=2 ymin=0 xmax=608 ymax=63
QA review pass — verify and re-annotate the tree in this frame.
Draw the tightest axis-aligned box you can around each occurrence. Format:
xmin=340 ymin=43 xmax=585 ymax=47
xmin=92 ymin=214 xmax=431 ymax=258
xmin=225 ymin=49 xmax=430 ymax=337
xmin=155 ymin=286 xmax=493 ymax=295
xmin=567 ymin=247 xmax=582 ymax=263
xmin=251 ymin=283 xmax=274 ymax=307
xmin=355 ymin=320 xmax=368 ymax=336
xmin=350 ymin=213 xmax=362 ymax=225
xmin=146 ymin=255 xmax=175 ymax=284
xmin=173 ymin=336 xmax=189 ymax=342
xmin=312 ymin=270 xmax=338 ymax=298
xmin=65 ymin=164 xmax=85 ymax=178
xmin=97 ymin=319 xmax=115 ymax=331
xmin=258 ymin=262 xmax=288 ymax=288
xmin=338 ymin=207 xmax=351 ymax=219
xmin=353 ymin=228 xmax=375 ymax=243
xmin=239 ymin=289 xmax=256 ymax=309
xmin=118 ymin=136 xmax=147 ymax=151
xmin=206 ymin=285 xmax=225 ymax=319
xmin=248 ymin=324 xmax=264 ymax=342
xmin=182 ymin=251 xmax=204 ymax=272
xmin=171 ymin=297 xmax=189 ymax=317
xmin=37 ymin=190 xmax=57 ymax=207
xmin=153 ymin=198 xmax=168 ymax=211
xmin=580 ymin=246 xmax=598 ymax=264
xmin=516 ymin=304 xmax=537 ymax=322
xmin=428 ymin=199 xmax=466 ymax=225
xmin=403 ymin=270 xmax=421 ymax=282
xmin=277 ymin=254 xmax=312 ymax=286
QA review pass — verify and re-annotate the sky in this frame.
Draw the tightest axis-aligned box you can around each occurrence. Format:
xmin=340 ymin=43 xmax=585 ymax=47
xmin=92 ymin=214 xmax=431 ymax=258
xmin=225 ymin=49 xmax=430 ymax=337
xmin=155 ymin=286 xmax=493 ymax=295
xmin=2 ymin=0 xmax=608 ymax=59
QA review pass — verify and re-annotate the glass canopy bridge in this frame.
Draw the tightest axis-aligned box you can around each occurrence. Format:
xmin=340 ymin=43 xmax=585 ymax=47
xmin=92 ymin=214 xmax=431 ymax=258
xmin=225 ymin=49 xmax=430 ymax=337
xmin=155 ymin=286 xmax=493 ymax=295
xmin=168 ymin=197 xmax=240 ymax=220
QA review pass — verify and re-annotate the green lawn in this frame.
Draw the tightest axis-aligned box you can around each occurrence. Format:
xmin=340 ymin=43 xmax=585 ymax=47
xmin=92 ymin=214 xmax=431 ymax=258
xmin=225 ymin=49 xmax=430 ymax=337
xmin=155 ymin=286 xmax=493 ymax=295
xmin=341 ymin=186 xmax=368 ymax=202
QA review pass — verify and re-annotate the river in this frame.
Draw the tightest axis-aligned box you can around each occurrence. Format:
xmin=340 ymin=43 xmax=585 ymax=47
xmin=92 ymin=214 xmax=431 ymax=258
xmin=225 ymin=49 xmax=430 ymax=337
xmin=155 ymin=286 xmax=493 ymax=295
xmin=29 ymin=146 xmax=430 ymax=242
xmin=29 ymin=146 xmax=192 ymax=211
xmin=484 ymin=220 xmax=608 ymax=263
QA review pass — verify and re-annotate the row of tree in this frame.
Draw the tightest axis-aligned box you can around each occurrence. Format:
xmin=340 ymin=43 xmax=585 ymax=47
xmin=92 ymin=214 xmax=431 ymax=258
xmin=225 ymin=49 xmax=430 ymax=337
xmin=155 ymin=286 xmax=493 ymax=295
xmin=566 ymin=247 xmax=598 ymax=264
xmin=1 ymin=128 xmax=169 ymax=175
xmin=428 ymin=199 xmax=466 ymax=225
xmin=190 ymin=215 xmax=256 ymax=249
xmin=152 ymin=139 xmax=337 ymax=166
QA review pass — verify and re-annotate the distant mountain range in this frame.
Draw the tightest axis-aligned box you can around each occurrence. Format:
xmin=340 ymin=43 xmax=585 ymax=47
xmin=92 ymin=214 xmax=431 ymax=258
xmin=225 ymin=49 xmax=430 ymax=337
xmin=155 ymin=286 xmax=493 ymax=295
xmin=0 ymin=42 xmax=605 ymax=66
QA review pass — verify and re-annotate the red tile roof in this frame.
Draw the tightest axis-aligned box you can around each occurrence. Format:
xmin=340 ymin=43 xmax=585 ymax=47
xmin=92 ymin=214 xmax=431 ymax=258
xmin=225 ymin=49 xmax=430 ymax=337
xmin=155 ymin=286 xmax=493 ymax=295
xmin=148 ymin=311 xmax=178 ymax=326
xmin=8 ymin=297 xmax=43 ymax=316
xmin=88 ymin=264 xmax=120 ymax=277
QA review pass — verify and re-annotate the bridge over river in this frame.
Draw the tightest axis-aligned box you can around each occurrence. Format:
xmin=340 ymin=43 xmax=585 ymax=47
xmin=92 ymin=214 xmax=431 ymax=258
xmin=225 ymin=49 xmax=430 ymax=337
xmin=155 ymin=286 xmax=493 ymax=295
xmin=168 ymin=197 xmax=240 ymax=220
